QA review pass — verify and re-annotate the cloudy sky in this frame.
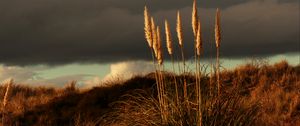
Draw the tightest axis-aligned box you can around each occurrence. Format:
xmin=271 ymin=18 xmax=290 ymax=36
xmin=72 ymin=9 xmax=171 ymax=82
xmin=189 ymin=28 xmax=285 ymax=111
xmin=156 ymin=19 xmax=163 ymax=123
xmin=0 ymin=0 xmax=299 ymax=87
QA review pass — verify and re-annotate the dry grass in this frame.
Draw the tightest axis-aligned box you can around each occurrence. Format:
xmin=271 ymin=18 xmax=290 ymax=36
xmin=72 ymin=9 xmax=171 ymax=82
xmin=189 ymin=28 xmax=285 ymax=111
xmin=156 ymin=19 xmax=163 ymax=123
xmin=0 ymin=61 xmax=298 ymax=125
xmin=176 ymin=11 xmax=183 ymax=47
xmin=196 ymin=20 xmax=202 ymax=56
xmin=2 ymin=79 xmax=12 ymax=110
xmin=192 ymin=0 xmax=198 ymax=37
xmin=151 ymin=17 xmax=158 ymax=58
xmin=1 ymin=79 xmax=13 ymax=125
xmin=165 ymin=20 xmax=172 ymax=55
xmin=156 ymin=26 xmax=163 ymax=65
xmin=165 ymin=19 xmax=180 ymax=114
xmin=214 ymin=8 xmax=221 ymax=48
xmin=97 ymin=61 xmax=299 ymax=126
xmin=215 ymin=8 xmax=221 ymax=96
xmin=144 ymin=6 xmax=168 ymax=123
xmin=144 ymin=6 xmax=153 ymax=48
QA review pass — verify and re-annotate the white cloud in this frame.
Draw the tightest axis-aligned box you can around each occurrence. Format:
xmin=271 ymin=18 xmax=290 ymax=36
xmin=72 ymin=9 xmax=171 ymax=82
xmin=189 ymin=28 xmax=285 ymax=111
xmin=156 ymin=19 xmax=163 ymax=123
xmin=78 ymin=61 xmax=155 ymax=88
xmin=104 ymin=61 xmax=154 ymax=80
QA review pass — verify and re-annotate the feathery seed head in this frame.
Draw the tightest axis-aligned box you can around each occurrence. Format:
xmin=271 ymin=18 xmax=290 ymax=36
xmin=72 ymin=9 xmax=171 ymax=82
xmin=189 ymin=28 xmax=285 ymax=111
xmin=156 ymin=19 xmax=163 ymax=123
xmin=156 ymin=26 xmax=163 ymax=65
xmin=144 ymin=6 xmax=153 ymax=48
xmin=165 ymin=20 xmax=173 ymax=55
xmin=196 ymin=20 xmax=202 ymax=56
xmin=192 ymin=0 xmax=198 ymax=37
xmin=153 ymin=26 xmax=160 ymax=58
xmin=151 ymin=17 xmax=158 ymax=57
xmin=176 ymin=11 xmax=183 ymax=47
xmin=215 ymin=8 xmax=221 ymax=48
xmin=156 ymin=26 xmax=161 ymax=51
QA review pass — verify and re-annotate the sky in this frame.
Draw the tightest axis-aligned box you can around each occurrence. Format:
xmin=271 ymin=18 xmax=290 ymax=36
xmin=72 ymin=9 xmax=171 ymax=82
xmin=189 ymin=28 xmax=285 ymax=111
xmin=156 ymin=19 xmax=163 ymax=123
xmin=0 ymin=0 xmax=299 ymax=88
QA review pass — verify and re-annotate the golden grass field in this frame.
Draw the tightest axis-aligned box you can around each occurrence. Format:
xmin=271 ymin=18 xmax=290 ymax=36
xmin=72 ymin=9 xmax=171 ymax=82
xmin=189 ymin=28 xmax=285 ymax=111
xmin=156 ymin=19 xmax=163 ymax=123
xmin=0 ymin=61 xmax=299 ymax=125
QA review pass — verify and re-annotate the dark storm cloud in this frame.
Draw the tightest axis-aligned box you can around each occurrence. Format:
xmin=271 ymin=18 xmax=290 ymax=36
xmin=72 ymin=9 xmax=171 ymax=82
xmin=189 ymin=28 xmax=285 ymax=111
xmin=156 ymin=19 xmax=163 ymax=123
xmin=0 ymin=0 xmax=299 ymax=66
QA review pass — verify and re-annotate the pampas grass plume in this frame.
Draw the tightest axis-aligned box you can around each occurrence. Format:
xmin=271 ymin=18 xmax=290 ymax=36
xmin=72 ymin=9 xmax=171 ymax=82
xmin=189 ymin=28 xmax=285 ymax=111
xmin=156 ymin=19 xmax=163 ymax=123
xmin=215 ymin=8 xmax=221 ymax=48
xmin=165 ymin=20 xmax=173 ymax=55
xmin=156 ymin=26 xmax=163 ymax=65
xmin=176 ymin=11 xmax=183 ymax=47
xmin=151 ymin=17 xmax=158 ymax=57
xmin=196 ymin=20 xmax=202 ymax=56
xmin=144 ymin=6 xmax=153 ymax=48
xmin=192 ymin=0 xmax=198 ymax=37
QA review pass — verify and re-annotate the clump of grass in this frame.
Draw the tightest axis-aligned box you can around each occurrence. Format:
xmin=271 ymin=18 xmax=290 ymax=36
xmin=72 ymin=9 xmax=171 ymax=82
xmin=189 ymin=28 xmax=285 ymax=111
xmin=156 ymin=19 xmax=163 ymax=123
xmin=98 ymin=77 xmax=260 ymax=126
xmin=143 ymin=0 xmax=213 ymax=125
xmin=144 ymin=7 xmax=166 ymax=122
xmin=144 ymin=7 xmax=169 ymax=123
xmin=97 ymin=89 xmax=162 ymax=126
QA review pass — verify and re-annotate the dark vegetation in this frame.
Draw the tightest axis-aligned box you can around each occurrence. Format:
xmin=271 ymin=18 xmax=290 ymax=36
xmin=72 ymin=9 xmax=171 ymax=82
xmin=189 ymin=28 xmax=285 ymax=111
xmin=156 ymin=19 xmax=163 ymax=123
xmin=0 ymin=61 xmax=299 ymax=126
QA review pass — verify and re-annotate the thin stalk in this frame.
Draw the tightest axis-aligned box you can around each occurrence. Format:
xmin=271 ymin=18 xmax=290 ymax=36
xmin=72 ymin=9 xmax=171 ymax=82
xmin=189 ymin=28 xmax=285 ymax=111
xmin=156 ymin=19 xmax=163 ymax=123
xmin=209 ymin=42 xmax=213 ymax=97
xmin=216 ymin=47 xmax=220 ymax=96
xmin=194 ymin=43 xmax=200 ymax=125
xmin=180 ymin=46 xmax=186 ymax=74
xmin=177 ymin=55 xmax=182 ymax=75
xmin=180 ymin=45 xmax=187 ymax=102
xmin=209 ymin=46 xmax=214 ymax=117
xmin=172 ymin=54 xmax=183 ymax=126
xmin=179 ymin=44 xmax=190 ymax=122
xmin=158 ymin=65 xmax=164 ymax=122
xmin=197 ymin=54 xmax=202 ymax=126
xmin=162 ymin=64 xmax=168 ymax=120
xmin=195 ymin=44 xmax=202 ymax=126
xmin=195 ymin=51 xmax=199 ymax=100
xmin=171 ymin=54 xmax=179 ymax=107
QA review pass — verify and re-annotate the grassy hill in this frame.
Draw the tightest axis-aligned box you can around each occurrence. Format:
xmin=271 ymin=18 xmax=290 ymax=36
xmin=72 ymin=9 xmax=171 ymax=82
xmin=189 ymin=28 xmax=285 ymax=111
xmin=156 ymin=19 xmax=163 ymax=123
xmin=0 ymin=61 xmax=299 ymax=126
